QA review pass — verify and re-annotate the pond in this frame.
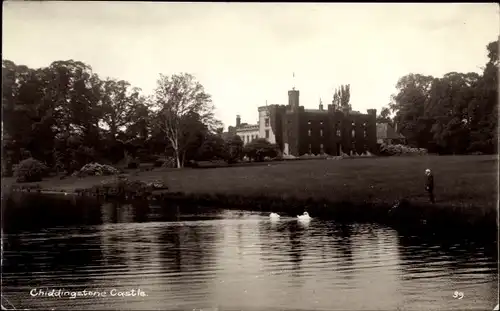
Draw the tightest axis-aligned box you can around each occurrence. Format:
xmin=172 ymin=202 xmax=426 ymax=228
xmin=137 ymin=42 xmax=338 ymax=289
xmin=1 ymin=193 xmax=498 ymax=310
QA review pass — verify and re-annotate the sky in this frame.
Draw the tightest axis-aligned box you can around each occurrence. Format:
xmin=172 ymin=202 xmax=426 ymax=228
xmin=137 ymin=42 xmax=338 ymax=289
xmin=3 ymin=2 xmax=499 ymax=130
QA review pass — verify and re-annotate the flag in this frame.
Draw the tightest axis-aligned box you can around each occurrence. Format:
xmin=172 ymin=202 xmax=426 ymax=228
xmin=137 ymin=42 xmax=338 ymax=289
xmin=293 ymin=72 xmax=295 ymax=78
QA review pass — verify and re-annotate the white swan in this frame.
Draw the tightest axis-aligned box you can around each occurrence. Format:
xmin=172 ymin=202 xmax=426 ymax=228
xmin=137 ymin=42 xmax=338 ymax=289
xmin=269 ymin=212 xmax=280 ymax=220
xmin=297 ymin=212 xmax=311 ymax=221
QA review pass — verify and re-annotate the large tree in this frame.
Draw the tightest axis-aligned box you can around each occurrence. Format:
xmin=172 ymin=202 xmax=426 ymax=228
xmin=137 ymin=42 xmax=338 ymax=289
xmin=99 ymin=78 xmax=142 ymax=141
xmin=152 ymin=73 xmax=218 ymax=168
xmin=389 ymin=38 xmax=498 ymax=154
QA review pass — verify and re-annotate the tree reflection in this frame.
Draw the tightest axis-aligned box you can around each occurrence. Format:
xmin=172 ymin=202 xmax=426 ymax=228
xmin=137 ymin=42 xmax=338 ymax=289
xmin=2 ymin=193 xmax=102 ymax=233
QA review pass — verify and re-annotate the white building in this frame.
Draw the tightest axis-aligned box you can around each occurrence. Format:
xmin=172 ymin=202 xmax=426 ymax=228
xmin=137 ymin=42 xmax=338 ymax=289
xmin=236 ymin=123 xmax=260 ymax=145
xmin=234 ymin=106 xmax=277 ymax=145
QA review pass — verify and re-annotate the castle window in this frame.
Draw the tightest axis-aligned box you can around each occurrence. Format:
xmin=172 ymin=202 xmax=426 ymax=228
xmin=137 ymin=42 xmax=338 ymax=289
xmin=352 ymin=129 xmax=355 ymax=138
xmin=320 ymin=129 xmax=323 ymax=137
xmin=308 ymin=129 xmax=312 ymax=136
xmin=320 ymin=121 xmax=323 ymax=125
xmin=308 ymin=144 xmax=312 ymax=154
xmin=308 ymin=120 xmax=312 ymax=125
xmin=265 ymin=130 xmax=269 ymax=139
xmin=336 ymin=129 xmax=341 ymax=136
xmin=265 ymin=118 xmax=269 ymax=127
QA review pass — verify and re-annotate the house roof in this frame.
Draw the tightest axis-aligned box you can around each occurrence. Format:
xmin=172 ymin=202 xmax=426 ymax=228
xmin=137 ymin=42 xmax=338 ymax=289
xmin=236 ymin=124 xmax=259 ymax=132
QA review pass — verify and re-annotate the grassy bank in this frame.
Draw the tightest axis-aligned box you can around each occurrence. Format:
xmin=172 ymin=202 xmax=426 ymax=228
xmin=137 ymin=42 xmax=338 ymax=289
xmin=3 ymin=155 xmax=498 ymax=233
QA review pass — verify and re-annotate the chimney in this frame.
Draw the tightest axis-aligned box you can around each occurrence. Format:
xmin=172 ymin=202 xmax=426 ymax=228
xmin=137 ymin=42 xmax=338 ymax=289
xmin=236 ymin=115 xmax=241 ymax=127
xmin=319 ymin=98 xmax=323 ymax=111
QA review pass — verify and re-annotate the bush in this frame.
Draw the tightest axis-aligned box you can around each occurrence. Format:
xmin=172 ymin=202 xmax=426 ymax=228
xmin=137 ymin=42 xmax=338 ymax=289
xmin=162 ymin=157 xmax=177 ymax=168
xmin=76 ymin=162 xmax=120 ymax=177
xmin=81 ymin=176 xmax=169 ymax=198
xmin=379 ymin=143 xmax=428 ymax=156
xmin=14 ymin=158 xmax=49 ymax=183
xmin=244 ymin=138 xmax=279 ymax=162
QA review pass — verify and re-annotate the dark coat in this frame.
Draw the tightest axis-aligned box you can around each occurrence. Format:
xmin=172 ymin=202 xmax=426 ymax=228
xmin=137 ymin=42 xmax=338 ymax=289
xmin=425 ymin=174 xmax=434 ymax=191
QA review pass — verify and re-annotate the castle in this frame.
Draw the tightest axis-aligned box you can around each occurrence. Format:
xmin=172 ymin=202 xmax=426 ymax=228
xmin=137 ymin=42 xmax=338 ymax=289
xmin=227 ymin=88 xmax=378 ymax=157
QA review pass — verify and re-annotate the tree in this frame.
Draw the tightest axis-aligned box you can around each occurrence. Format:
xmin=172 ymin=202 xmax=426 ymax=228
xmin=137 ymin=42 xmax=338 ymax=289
xmin=224 ymin=135 xmax=244 ymax=164
xmin=43 ymin=60 xmax=103 ymax=171
xmin=197 ymin=133 xmax=226 ymax=161
xmin=244 ymin=138 xmax=279 ymax=162
xmin=152 ymin=73 xmax=217 ymax=168
xmin=468 ymin=39 xmax=498 ymax=154
xmin=377 ymin=106 xmax=392 ymax=123
xmin=389 ymin=38 xmax=498 ymax=154
xmin=390 ymin=74 xmax=435 ymax=148
xmin=180 ymin=112 xmax=209 ymax=163
xmin=333 ymin=84 xmax=351 ymax=112
xmin=99 ymin=78 xmax=141 ymax=141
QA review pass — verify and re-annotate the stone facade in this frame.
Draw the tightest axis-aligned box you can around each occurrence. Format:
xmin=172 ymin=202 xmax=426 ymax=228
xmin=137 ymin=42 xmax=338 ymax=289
xmin=229 ymin=88 xmax=378 ymax=156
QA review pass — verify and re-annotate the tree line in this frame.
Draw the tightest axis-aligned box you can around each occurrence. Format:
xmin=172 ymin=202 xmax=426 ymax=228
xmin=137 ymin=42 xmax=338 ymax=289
xmin=2 ymin=60 xmax=279 ymax=176
xmin=377 ymin=39 xmax=498 ymax=155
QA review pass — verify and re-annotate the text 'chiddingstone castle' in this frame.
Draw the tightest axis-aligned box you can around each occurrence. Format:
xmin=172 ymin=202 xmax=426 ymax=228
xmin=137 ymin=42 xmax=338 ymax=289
xmin=226 ymin=88 xmax=383 ymax=157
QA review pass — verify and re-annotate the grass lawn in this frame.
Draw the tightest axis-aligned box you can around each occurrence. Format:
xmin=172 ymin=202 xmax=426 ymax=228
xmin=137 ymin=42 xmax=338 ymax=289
xmin=3 ymin=155 xmax=498 ymax=212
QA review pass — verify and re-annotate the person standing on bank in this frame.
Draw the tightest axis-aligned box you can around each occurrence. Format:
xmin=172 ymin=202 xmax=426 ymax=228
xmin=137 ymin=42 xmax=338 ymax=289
xmin=425 ymin=169 xmax=435 ymax=203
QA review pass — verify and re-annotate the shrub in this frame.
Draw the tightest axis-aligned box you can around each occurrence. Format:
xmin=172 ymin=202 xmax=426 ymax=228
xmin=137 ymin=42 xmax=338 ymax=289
xmin=379 ymin=143 xmax=428 ymax=156
xmin=86 ymin=176 xmax=169 ymax=198
xmin=76 ymin=162 xmax=120 ymax=177
xmin=244 ymin=138 xmax=279 ymax=162
xmin=14 ymin=158 xmax=49 ymax=183
xmin=162 ymin=157 xmax=177 ymax=168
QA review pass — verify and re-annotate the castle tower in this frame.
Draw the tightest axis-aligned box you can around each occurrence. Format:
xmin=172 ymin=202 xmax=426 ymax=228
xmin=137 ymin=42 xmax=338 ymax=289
xmin=288 ymin=89 xmax=300 ymax=112
xmin=236 ymin=115 xmax=241 ymax=127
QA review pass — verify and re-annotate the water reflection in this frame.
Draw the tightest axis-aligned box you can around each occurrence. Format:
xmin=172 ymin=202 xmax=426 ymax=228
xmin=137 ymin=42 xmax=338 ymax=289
xmin=1 ymin=193 xmax=498 ymax=310
xmin=335 ymin=224 xmax=354 ymax=279
xmin=395 ymin=233 xmax=498 ymax=311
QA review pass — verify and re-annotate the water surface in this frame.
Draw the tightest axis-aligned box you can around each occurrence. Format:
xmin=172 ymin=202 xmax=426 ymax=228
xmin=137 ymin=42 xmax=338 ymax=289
xmin=1 ymin=194 xmax=498 ymax=310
